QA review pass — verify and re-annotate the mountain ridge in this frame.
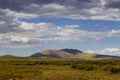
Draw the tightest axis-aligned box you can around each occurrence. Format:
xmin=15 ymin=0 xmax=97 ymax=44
xmin=0 ymin=49 xmax=120 ymax=60
xmin=30 ymin=49 xmax=120 ymax=60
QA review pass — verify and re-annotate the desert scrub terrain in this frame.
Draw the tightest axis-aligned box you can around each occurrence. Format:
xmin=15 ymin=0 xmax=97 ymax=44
xmin=0 ymin=60 xmax=120 ymax=80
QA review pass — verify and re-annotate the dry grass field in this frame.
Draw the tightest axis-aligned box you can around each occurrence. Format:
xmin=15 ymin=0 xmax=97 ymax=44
xmin=0 ymin=60 xmax=120 ymax=80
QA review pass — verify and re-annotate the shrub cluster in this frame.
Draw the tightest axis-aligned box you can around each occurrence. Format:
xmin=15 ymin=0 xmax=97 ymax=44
xmin=70 ymin=60 xmax=120 ymax=73
xmin=103 ymin=65 xmax=120 ymax=73
xmin=71 ymin=64 xmax=96 ymax=71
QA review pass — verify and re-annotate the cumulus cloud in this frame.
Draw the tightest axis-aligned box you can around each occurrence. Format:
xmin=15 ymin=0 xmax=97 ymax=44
xmin=0 ymin=0 xmax=120 ymax=48
xmin=100 ymin=48 xmax=120 ymax=53
xmin=100 ymin=48 xmax=120 ymax=56
xmin=0 ymin=9 xmax=20 ymax=33
xmin=86 ymin=48 xmax=120 ymax=56
xmin=0 ymin=19 xmax=120 ymax=48
xmin=10 ymin=36 xmax=29 ymax=44
xmin=105 ymin=0 xmax=120 ymax=9
xmin=0 ymin=0 xmax=120 ymax=20
xmin=0 ymin=8 xmax=120 ymax=48
xmin=0 ymin=0 xmax=100 ymax=11
xmin=19 ymin=22 xmax=34 ymax=30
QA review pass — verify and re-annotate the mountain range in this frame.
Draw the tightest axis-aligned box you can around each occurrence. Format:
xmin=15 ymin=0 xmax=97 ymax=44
xmin=30 ymin=48 xmax=120 ymax=60
xmin=0 ymin=49 xmax=120 ymax=60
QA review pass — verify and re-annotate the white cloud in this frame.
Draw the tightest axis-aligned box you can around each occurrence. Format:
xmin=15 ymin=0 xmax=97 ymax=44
xmin=0 ymin=0 xmax=120 ymax=20
xmin=42 ymin=3 xmax=65 ymax=11
xmin=15 ymin=12 xmax=38 ymax=19
xmin=99 ymin=48 xmax=120 ymax=56
xmin=0 ymin=19 xmax=120 ymax=48
xmin=0 ymin=8 xmax=120 ymax=48
xmin=87 ymin=48 xmax=120 ymax=56
xmin=0 ymin=1 xmax=116 ymax=21
xmin=0 ymin=9 xmax=20 ymax=33
xmin=85 ymin=50 xmax=95 ymax=53
xmin=19 ymin=22 xmax=34 ymax=30
xmin=13 ymin=2 xmax=120 ymax=21
xmin=10 ymin=36 xmax=29 ymax=44
xmin=100 ymin=48 xmax=120 ymax=53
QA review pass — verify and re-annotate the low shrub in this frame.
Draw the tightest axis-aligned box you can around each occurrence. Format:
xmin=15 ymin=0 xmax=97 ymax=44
xmin=109 ymin=66 xmax=120 ymax=73
xmin=71 ymin=64 xmax=96 ymax=71
xmin=103 ymin=65 xmax=120 ymax=73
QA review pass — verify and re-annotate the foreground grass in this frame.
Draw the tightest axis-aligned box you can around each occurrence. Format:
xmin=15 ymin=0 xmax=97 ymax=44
xmin=0 ymin=60 xmax=120 ymax=80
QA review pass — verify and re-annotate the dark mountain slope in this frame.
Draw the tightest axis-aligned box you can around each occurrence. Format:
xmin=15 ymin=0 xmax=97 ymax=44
xmin=61 ymin=48 xmax=83 ymax=54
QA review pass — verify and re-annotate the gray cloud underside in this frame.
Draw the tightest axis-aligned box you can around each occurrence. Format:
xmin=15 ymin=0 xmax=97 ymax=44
xmin=0 ymin=0 xmax=99 ymax=11
xmin=105 ymin=0 xmax=120 ymax=9
xmin=0 ymin=0 xmax=120 ymax=20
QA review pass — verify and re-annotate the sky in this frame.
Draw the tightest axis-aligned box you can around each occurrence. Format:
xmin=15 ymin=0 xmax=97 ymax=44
xmin=0 ymin=0 xmax=120 ymax=56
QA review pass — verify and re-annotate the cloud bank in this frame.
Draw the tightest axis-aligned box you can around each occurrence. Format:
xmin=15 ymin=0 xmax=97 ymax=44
xmin=0 ymin=20 xmax=120 ymax=48
xmin=0 ymin=0 xmax=120 ymax=20
xmin=86 ymin=48 xmax=120 ymax=56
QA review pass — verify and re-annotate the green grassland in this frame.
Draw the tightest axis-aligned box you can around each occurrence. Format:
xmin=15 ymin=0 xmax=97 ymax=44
xmin=0 ymin=59 xmax=120 ymax=80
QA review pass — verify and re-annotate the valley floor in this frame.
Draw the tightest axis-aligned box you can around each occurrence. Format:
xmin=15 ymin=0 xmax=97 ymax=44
xmin=0 ymin=60 xmax=120 ymax=80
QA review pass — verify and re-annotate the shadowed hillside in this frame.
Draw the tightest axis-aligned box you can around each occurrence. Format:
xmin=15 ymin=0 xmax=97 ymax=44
xmin=61 ymin=48 xmax=83 ymax=54
xmin=30 ymin=50 xmax=73 ymax=59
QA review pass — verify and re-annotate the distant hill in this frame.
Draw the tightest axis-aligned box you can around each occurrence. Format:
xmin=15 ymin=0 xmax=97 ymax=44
xmin=0 ymin=55 xmax=30 ymax=59
xmin=30 ymin=50 xmax=73 ymax=59
xmin=94 ymin=54 xmax=120 ymax=59
xmin=30 ymin=49 xmax=120 ymax=60
xmin=0 ymin=55 xmax=19 ymax=59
